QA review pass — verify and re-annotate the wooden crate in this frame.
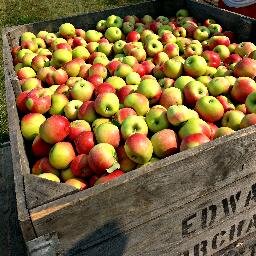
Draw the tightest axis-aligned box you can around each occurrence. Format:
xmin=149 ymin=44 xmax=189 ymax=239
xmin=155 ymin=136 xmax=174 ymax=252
xmin=3 ymin=0 xmax=256 ymax=255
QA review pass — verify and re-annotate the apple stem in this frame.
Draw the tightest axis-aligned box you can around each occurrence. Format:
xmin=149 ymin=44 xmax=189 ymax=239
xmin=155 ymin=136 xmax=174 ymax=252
xmin=106 ymin=161 xmax=120 ymax=173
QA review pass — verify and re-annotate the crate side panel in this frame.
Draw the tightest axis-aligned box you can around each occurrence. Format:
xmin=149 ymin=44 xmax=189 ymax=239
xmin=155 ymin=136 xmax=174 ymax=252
xmin=30 ymin=127 xmax=256 ymax=254
xmin=24 ymin=175 xmax=79 ymax=209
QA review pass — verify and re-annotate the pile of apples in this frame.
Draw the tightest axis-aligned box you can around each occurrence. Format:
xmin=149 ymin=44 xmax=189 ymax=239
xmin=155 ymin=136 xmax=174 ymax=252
xmin=12 ymin=8 xmax=256 ymax=190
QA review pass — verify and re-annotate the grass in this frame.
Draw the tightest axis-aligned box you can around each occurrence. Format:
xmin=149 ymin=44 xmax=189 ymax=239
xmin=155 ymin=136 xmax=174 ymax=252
xmin=0 ymin=0 xmax=142 ymax=143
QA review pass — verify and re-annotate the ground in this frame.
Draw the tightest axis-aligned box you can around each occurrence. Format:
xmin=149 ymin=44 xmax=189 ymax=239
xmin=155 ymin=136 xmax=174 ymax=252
xmin=0 ymin=0 xmax=141 ymax=143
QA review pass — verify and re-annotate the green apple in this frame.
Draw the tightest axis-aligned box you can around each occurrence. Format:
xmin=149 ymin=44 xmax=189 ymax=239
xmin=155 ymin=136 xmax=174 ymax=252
xmin=64 ymin=100 xmax=83 ymax=120
xmin=145 ymin=106 xmax=169 ymax=133
xmin=126 ymin=72 xmax=141 ymax=85
xmin=106 ymin=15 xmax=123 ymax=28
xmin=49 ymin=142 xmax=76 ymax=169
xmin=70 ymin=80 xmax=94 ymax=102
xmin=94 ymin=92 xmax=119 ymax=117
xmin=121 ymin=115 xmax=148 ymax=140
xmin=179 ymin=118 xmax=211 ymax=140
xmin=195 ymin=96 xmax=224 ymax=122
xmin=184 ymin=55 xmax=207 ymax=77
xmin=106 ymin=76 xmax=126 ymax=90
xmin=21 ymin=113 xmax=46 ymax=140
xmin=163 ymin=59 xmax=183 ymax=79
xmin=174 ymin=75 xmax=195 ymax=91
xmin=207 ymin=77 xmax=230 ymax=96
xmin=105 ymin=27 xmax=122 ymax=43
xmin=49 ymin=93 xmax=69 ymax=115
xmin=124 ymin=92 xmax=150 ymax=116
xmin=222 ymin=110 xmax=245 ymax=130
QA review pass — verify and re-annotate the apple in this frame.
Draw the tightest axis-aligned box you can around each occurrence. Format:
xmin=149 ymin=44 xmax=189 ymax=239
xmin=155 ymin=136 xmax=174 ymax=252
xmin=158 ymin=78 xmax=175 ymax=88
xmin=180 ymin=133 xmax=210 ymax=151
xmin=201 ymin=50 xmax=221 ymax=68
xmin=32 ymin=135 xmax=52 ymax=157
xmin=223 ymin=54 xmax=242 ymax=68
xmin=195 ymin=96 xmax=224 ymax=122
xmin=49 ymin=93 xmax=69 ymax=115
xmin=137 ymin=78 xmax=162 ymax=105
xmin=207 ymin=77 xmax=230 ymax=96
xmin=193 ymin=26 xmax=210 ymax=41
xmin=17 ymin=67 xmax=36 ymax=80
xmin=126 ymin=31 xmax=140 ymax=42
xmin=222 ymin=110 xmax=245 ymax=130
xmin=64 ymin=100 xmax=83 ymax=120
xmin=249 ymin=50 xmax=256 ymax=60
xmin=85 ymin=30 xmax=103 ymax=42
xmin=245 ymin=92 xmax=256 ymax=113
xmin=60 ymin=168 xmax=75 ymax=182
xmin=213 ymin=45 xmax=230 ymax=60
xmin=22 ymin=53 xmax=37 ymax=67
xmin=113 ymin=107 xmax=137 ymax=125
xmin=214 ymin=127 xmax=235 ymax=139
xmin=230 ymin=77 xmax=256 ymax=104
xmin=183 ymin=80 xmax=208 ymax=106
xmin=21 ymin=78 xmax=42 ymax=92
xmin=121 ymin=115 xmax=148 ymax=140
xmin=95 ymin=170 xmax=124 ymax=185
xmin=151 ymin=129 xmax=178 ymax=158
xmin=184 ymin=55 xmax=207 ymax=77
xmin=49 ymin=142 xmax=76 ymax=169
xmin=236 ymin=104 xmax=247 ymax=114
xmin=95 ymin=122 xmax=120 ymax=148
xmin=124 ymin=133 xmax=153 ymax=164
xmin=116 ymin=145 xmax=137 ymax=172
xmin=70 ymin=80 xmax=94 ymax=102
xmin=235 ymin=42 xmax=256 ymax=57
xmin=25 ymin=88 xmax=51 ymax=114
xmin=65 ymin=178 xmax=87 ymax=190
xmin=94 ymin=92 xmax=119 ymax=117
xmin=196 ymin=76 xmax=212 ymax=86
xmin=208 ymin=35 xmax=230 ymax=50
xmin=88 ymin=143 xmax=119 ymax=175
xmin=179 ymin=118 xmax=211 ymax=139
xmin=70 ymin=154 xmax=92 ymax=178
xmin=114 ymin=63 xmax=133 ymax=78
xmin=122 ymin=56 xmax=138 ymax=67
xmin=145 ymin=105 xmax=169 ymax=133
xmin=160 ymin=31 xmax=176 ymax=45
xmin=39 ymin=115 xmax=70 ymax=144
xmin=234 ymin=58 xmax=256 ymax=79
xmin=123 ymin=92 xmax=150 ymax=116
xmin=126 ymin=72 xmax=141 ymax=85
xmin=20 ymin=31 xmax=36 ymax=42
xmin=69 ymin=120 xmax=91 ymax=141
xmin=94 ymin=82 xmax=116 ymax=97
xmin=163 ymin=59 xmax=183 ymax=79
xmin=73 ymin=131 xmax=95 ymax=155
xmin=98 ymin=42 xmax=113 ymax=56
xmin=184 ymin=41 xmax=203 ymax=57
xmin=20 ymin=113 xmax=46 ymax=141
xmin=163 ymin=43 xmax=179 ymax=58
xmin=59 ymin=23 xmax=76 ymax=38
xmin=240 ymin=113 xmax=256 ymax=129
xmin=105 ymin=27 xmax=122 ymax=43
xmin=105 ymin=76 xmax=126 ymax=90
xmin=106 ymin=15 xmax=123 ymax=28
xmin=32 ymin=157 xmax=58 ymax=176
xmin=216 ymin=95 xmax=235 ymax=112
xmin=174 ymin=75 xmax=195 ymax=91
xmin=38 ymin=173 xmax=60 ymax=182
xmin=159 ymin=87 xmax=183 ymax=109
xmin=72 ymin=46 xmax=90 ymax=61
xmin=51 ymin=49 xmax=72 ymax=68
xmin=145 ymin=39 xmax=163 ymax=57
xmin=46 ymin=68 xmax=68 ymax=86
xmin=167 ymin=105 xmax=198 ymax=126
xmin=31 ymin=55 xmax=50 ymax=72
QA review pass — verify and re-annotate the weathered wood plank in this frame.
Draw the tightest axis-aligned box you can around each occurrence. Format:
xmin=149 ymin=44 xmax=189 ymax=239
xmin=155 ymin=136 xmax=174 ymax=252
xmin=0 ymin=144 xmax=27 ymax=256
xmin=29 ymin=126 xmax=256 ymax=254
xmin=24 ymin=175 xmax=78 ymax=209
xmin=3 ymin=32 xmax=36 ymax=242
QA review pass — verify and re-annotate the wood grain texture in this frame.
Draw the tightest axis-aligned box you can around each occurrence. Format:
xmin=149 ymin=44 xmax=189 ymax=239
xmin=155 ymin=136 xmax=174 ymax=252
xmin=0 ymin=144 xmax=27 ymax=256
xmin=3 ymin=31 xmax=36 ymax=242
